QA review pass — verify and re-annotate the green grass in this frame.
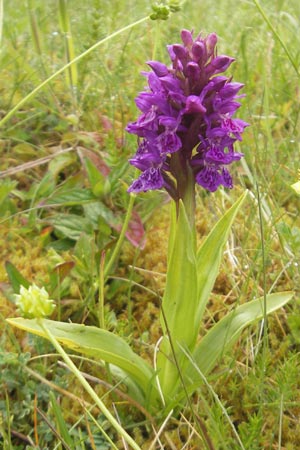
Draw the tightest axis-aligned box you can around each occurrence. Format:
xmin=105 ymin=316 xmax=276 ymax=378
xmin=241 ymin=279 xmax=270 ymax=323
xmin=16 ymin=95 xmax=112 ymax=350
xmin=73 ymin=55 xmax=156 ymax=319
xmin=1 ymin=0 xmax=300 ymax=448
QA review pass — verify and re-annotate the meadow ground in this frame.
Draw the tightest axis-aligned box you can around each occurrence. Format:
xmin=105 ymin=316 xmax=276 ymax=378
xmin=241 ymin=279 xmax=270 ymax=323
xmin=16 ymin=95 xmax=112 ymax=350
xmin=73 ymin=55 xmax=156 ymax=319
xmin=0 ymin=1 xmax=300 ymax=448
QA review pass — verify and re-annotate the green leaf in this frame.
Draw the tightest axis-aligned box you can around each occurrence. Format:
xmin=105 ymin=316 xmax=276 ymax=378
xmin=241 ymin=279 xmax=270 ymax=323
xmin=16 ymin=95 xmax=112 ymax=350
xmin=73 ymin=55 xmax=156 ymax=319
xmin=49 ymin=391 xmax=73 ymax=448
xmin=46 ymin=213 xmax=94 ymax=240
xmin=166 ymin=202 xmax=177 ymax=263
xmin=45 ymin=188 xmax=97 ymax=206
xmin=74 ymin=232 xmax=96 ymax=275
xmin=6 ymin=318 xmax=157 ymax=406
xmin=83 ymin=157 xmax=107 ymax=197
xmin=29 ymin=172 xmax=56 ymax=204
xmin=188 ymin=291 xmax=293 ymax=382
xmin=5 ymin=262 xmax=30 ymax=293
xmin=157 ymin=200 xmax=198 ymax=398
xmin=83 ymin=202 xmax=117 ymax=229
xmin=161 ymin=200 xmax=198 ymax=346
xmin=0 ymin=179 xmax=17 ymax=206
xmin=196 ymin=191 xmax=248 ymax=326
xmin=48 ymin=152 xmax=77 ymax=178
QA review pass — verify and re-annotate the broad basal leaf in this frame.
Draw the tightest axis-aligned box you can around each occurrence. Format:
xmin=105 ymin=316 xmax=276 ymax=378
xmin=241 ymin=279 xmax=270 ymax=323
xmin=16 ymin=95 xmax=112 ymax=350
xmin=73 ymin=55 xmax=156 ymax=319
xmin=7 ymin=318 xmax=158 ymax=406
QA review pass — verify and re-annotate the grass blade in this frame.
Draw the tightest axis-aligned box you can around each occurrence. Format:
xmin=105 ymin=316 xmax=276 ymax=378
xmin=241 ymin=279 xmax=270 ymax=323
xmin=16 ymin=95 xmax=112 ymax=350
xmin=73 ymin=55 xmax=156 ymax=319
xmin=252 ymin=0 xmax=300 ymax=78
xmin=58 ymin=0 xmax=78 ymax=92
xmin=0 ymin=15 xmax=149 ymax=128
xmin=49 ymin=391 xmax=74 ymax=448
xmin=5 ymin=261 xmax=30 ymax=293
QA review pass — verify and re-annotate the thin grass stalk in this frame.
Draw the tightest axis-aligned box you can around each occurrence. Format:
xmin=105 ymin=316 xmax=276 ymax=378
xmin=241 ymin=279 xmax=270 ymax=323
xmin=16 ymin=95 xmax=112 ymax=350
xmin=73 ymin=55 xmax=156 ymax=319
xmin=104 ymin=191 xmax=135 ymax=278
xmin=179 ymin=413 xmax=202 ymax=449
xmin=256 ymin=182 xmax=269 ymax=370
xmin=262 ymin=42 xmax=275 ymax=158
xmin=152 ymin=20 xmax=161 ymax=60
xmin=77 ymin=428 xmax=85 ymax=450
xmin=0 ymin=15 xmax=149 ymax=129
xmin=126 ymin=245 xmax=141 ymax=326
xmin=252 ymin=0 xmax=300 ymax=78
xmin=25 ymin=365 xmax=92 ymax=408
xmin=33 ymin=394 xmax=39 ymax=447
xmin=112 ymin=403 xmax=129 ymax=450
xmin=160 ymin=305 xmax=215 ymax=450
xmin=278 ymin=393 xmax=284 ymax=449
xmin=0 ymin=0 xmax=3 ymax=46
xmin=58 ymin=0 xmax=78 ymax=96
xmin=83 ymin=409 xmax=97 ymax=450
xmin=98 ymin=251 xmax=105 ymax=328
xmin=27 ymin=0 xmax=62 ymax=111
xmin=180 ymin=346 xmax=247 ymax=450
xmin=148 ymin=409 xmax=173 ymax=450
xmin=27 ymin=0 xmax=43 ymax=56
xmin=4 ymin=391 xmax=12 ymax=449
xmin=49 ymin=392 xmax=74 ymax=448
xmin=39 ymin=319 xmax=142 ymax=450
xmin=84 ymin=408 xmax=119 ymax=450
xmin=37 ymin=407 xmax=72 ymax=450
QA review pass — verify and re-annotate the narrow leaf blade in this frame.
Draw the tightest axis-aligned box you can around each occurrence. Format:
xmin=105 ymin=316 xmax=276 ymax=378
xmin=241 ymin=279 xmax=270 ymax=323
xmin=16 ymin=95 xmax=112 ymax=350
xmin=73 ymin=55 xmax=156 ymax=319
xmin=189 ymin=291 xmax=293 ymax=382
xmin=49 ymin=392 xmax=74 ymax=447
xmin=5 ymin=261 xmax=30 ymax=293
xmin=196 ymin=191 xmax=248 ymax=325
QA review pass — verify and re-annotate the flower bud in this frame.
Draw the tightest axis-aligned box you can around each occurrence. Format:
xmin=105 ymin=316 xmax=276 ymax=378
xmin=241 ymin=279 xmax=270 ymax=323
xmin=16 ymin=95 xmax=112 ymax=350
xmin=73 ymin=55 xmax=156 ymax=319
xmin=181 ymin=29 xmax=193 ymax=47
xmin=168 ymin=0 xmax=182 ymax=13
xmin=191 ymin=41 xmax=205 ymax=62
xmin=150 ymin=3 xmax=170 ymax=20
xmin=147 ymin=61 xmax=169 ymax=77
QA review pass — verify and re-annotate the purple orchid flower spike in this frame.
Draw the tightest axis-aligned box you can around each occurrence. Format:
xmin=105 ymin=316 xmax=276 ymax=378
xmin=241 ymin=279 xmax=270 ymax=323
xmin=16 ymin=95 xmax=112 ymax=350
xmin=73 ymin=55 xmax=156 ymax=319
xmin=126 ymin=29 xmax=248 ymax=201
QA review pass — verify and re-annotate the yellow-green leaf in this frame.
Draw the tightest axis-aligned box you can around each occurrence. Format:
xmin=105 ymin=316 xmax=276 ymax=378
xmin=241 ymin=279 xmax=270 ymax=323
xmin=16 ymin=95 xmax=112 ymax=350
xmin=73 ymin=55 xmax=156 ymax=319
xmin=7 ymin=318 xmax=157 ymax=405
xmin=189 ymin=291 xmax=293 ymax=382
xmin=157 ymin=200 xmax=198 ymax=398
xmin=291 ymin=180 xmax=300 ymax=195
xmin=196 ymin=191 xmax=248 ymax=325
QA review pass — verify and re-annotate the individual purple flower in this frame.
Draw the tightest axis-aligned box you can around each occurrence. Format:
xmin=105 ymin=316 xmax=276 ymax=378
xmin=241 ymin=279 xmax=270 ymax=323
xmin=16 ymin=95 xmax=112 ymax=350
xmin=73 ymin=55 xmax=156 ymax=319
xmin=126 ymin=29 xmax=248 ymax=197
xmin=128 ymin=167 xmax=164 ymax=193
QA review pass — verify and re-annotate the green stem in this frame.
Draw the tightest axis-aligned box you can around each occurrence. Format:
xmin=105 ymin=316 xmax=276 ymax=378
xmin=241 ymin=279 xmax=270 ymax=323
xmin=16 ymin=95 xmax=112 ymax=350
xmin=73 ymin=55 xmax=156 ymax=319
xmin=38 ymin=319 xmax=141 ymax=450
xmin=58 ymin=0 xmax=78 ymax=97
xmin=104 ymin=192 xmax=135 ymax=278
xmin=256 ymin=182 xmax=268 ymax=369
xmin=0 ymin=15 xmax=149 ymax=128
xmin=170 ymin=152 xmax=196 ymax=234
xmin=27 ymin=0 xmax=43 ymax=56
xmin=152 ymin=20 xmax=161 ymax=60
xmin=182 ymin=164 xmax=196 ymax=238
xmin=98 ymin=251 xmax=105 ymax=329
